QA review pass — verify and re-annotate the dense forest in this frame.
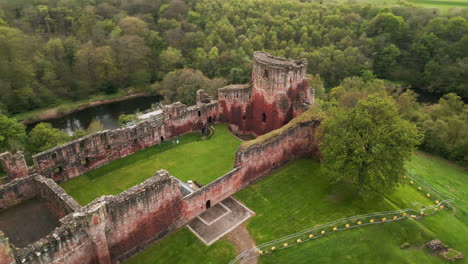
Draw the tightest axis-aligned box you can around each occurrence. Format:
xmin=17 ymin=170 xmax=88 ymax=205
xmin=0 ymin=0 xmax=466 ymax=166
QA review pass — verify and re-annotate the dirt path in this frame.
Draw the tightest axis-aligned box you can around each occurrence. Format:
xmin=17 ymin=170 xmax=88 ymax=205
xmin=226 ymin=223 xmax=258 ymax=264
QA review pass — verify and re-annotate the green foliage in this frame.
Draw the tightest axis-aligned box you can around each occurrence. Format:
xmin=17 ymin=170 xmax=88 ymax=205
xmin=155 ymin=69 xmax=225 ymax=105
xmin=118 ymin=114 xmax=139 ymax=126
xmin=321 ymin=96 xmax=423 ymax=198
xmin=27 ymin=123 xmax=69 ymax=154
xmin=419 ymin=93 xmax=468 ymax=166
xmin=0 ymin=113 xmax=26 ymax=152
xmin=86 ymin=120 xmax=104 ymax=134
xmin=0 ymin=0 xmax=467 ymax=116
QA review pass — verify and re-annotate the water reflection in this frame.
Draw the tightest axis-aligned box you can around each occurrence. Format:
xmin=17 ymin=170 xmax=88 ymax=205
xmin=27 ymin=96 xmax=161 ymax=135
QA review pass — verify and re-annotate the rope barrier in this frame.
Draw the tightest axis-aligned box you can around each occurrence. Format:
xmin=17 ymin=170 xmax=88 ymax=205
xmin=227 ymin=172 xmax=454 ymax=264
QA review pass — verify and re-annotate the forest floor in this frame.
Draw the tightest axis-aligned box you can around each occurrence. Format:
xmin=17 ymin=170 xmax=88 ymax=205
xmin=60 ymin=124 xmax=241 ymax=205
xmin=13 ymin=90 xmax=148 ymax=124
xmin=124 ymin=152 xmax=467 ymax=264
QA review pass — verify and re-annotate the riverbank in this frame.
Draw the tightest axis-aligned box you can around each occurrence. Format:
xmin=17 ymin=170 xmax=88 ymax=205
xmin=14 ymin=91 xmax=151 ymax=125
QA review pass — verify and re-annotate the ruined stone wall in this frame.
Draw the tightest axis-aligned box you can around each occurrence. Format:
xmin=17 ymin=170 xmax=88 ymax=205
xmin=183 ymin=115 xmax=321 ymax=220
xmin=34 ymin=175 xmax=82 ymax=219
xmin=0 ymin=176 xmax=98 ymax=264
xmin=101 ymin=170 xmax=185 ymax=262
xmin=32 ymin=101 xmax=218 ymax=183
xmin=12 ymin=216 xmax=98 ymax=264
xmin=0 ymin=176 xmax=36 ymax=211
xmin=0 ymin=152 xmax=29 ymax=180
xmin=217 ymin=85 xmax=252 ymax=135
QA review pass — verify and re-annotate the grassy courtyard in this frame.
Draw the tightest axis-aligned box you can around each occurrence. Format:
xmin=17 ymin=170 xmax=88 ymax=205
xmin=60 ymin=124 xmax=241 ymax=205
xmin=125 ymin=228 xmax=236 ymax=264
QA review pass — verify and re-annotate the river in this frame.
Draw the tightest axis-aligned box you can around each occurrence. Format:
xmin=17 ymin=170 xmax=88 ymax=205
xmin=26 ymin=96 xmax=161 ymax=135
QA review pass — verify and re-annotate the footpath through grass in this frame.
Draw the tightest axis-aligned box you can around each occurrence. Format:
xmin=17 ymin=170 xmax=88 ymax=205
xmin=61 ymin=124 xmax=240 ymax=205
xmin=232 ymin=155 xmax=467 ymax=263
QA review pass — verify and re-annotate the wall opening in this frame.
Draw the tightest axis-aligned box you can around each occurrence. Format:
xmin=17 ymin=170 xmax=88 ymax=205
xmin=160 ymin=136 xmax=164 ymax=142
xmin=81 ymin=158 xmax=89 ymax=166
xmin=0 ymin=160 xmax=6 ymax=179
xmin=263 ymin=68 xmax=269 ymax=78
xmin=206 ymin=200 xmax=211 ymax=209
xmin=133 ymin=138 xmax=138 ymax=145
xmin=262 ymin=112 xmax=266 ymax=123
xmin=51 ymin=152 xmax=57 ymax=160
xmin=198 ymin=110 xmax=201 ymax=117
xmin=243 ymin=115 xmax=246 ymax=120
xmin=208 ymin=116 xmax=212 ymax=123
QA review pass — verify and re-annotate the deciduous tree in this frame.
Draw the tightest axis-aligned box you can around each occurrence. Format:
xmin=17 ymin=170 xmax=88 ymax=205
xmin=321 ymin=95 xmax=422 ymax=198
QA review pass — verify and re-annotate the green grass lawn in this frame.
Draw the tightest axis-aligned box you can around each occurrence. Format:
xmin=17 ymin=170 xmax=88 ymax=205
xmin=60 ymin=124 xmax=240 ymax=205
xmin=234 ymin=158 xmax=434 ymax=244
xmin=231 ymin=155 xmax=467 ymax=263
xmin=125 ymin=228 xmax=236 ymax=264
xmin=121 ymin=152 xmax=466 ymax=264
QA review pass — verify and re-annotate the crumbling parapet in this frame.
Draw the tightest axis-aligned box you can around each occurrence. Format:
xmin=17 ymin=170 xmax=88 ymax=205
xmin=196 ymin=89 xmax=213 ymax=105
xmin=0 ymin=152 xmax=29 ymax=180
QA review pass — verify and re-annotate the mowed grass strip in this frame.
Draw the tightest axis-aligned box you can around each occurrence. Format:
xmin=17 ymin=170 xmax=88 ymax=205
xmin=234 ymin=155 xmax=467 ymax=263
xmin=234 ymin=158 xmax=433 ymax=244
xmin=125 ymin=228 xmax=236 ymax=264
xmin=259 ymin=212 xmax=468 ymax=264
xmin=61 ymin=124 xmax=241 ymax=205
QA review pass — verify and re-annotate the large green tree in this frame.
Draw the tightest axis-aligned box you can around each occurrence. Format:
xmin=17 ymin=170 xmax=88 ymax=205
xmin=27 ymin=123 xmax=69 ymax=154
xmin=0 ymin=113 xmax=26 ymax=152
xmin=321 ymin=95 xmax=422 ymax=198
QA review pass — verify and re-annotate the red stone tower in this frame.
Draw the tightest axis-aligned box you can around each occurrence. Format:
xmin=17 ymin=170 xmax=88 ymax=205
xmin=218 ymin=52 xmax=314 ymax=136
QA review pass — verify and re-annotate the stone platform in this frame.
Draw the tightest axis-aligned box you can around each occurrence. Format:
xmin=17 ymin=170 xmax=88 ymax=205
xmin=187 ymin=197 xmax=254 ymax=246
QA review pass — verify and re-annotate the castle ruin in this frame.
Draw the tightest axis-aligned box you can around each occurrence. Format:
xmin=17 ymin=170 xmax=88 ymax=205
xmin=0 ymin=52 xmax=321 ymax=264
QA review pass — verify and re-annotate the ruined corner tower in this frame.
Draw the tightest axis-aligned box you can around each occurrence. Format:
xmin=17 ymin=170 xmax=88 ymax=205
xmin=218 ymin=52 xmax=314 ymax=136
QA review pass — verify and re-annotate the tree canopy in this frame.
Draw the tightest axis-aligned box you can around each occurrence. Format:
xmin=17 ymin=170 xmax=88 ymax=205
xmin=320 ymin=95 xmax=423 ymax=198
xmin=0 ymin=0 xmax=467 ymax=115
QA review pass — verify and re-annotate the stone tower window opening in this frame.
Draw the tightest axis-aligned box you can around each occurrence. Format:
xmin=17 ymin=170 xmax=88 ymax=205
xmin=160 ymin=136 xmax=164 ymax=142
xmin=263 ymin=68 xmax=269 ymax=78
xmin=262 ymin=112 xmax=266 ymax=123
xmin=208 ymin=116 xmax=212 ymax=123
xmin=198 ymin=110 xmax=201 ymax=117
xmin=206 ymin=200 xmax=211 ymax=209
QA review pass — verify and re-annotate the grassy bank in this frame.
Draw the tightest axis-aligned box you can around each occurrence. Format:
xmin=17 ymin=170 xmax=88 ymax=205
xmin=232 ymin=154 xmax=467 ymax=263
xmin=13 ymin=90 xmax=143 ymax=123
xmin=60 ymin=124 xmax=240 ymax=205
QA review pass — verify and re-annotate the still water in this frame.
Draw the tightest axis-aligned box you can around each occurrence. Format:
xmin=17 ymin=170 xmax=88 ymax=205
xmin=27 ymin=96 xmax=161 ymax=135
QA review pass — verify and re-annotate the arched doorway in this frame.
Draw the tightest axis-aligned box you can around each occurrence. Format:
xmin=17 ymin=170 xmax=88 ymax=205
xmin=206 ymin=200 xmax=211 ymax=209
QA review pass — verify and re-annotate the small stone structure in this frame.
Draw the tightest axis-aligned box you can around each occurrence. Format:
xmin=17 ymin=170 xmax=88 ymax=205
xmin=426 ymin=240 xmax=464 ymax=261
xmin=0 ymin=52 xmax=319 ymax=264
